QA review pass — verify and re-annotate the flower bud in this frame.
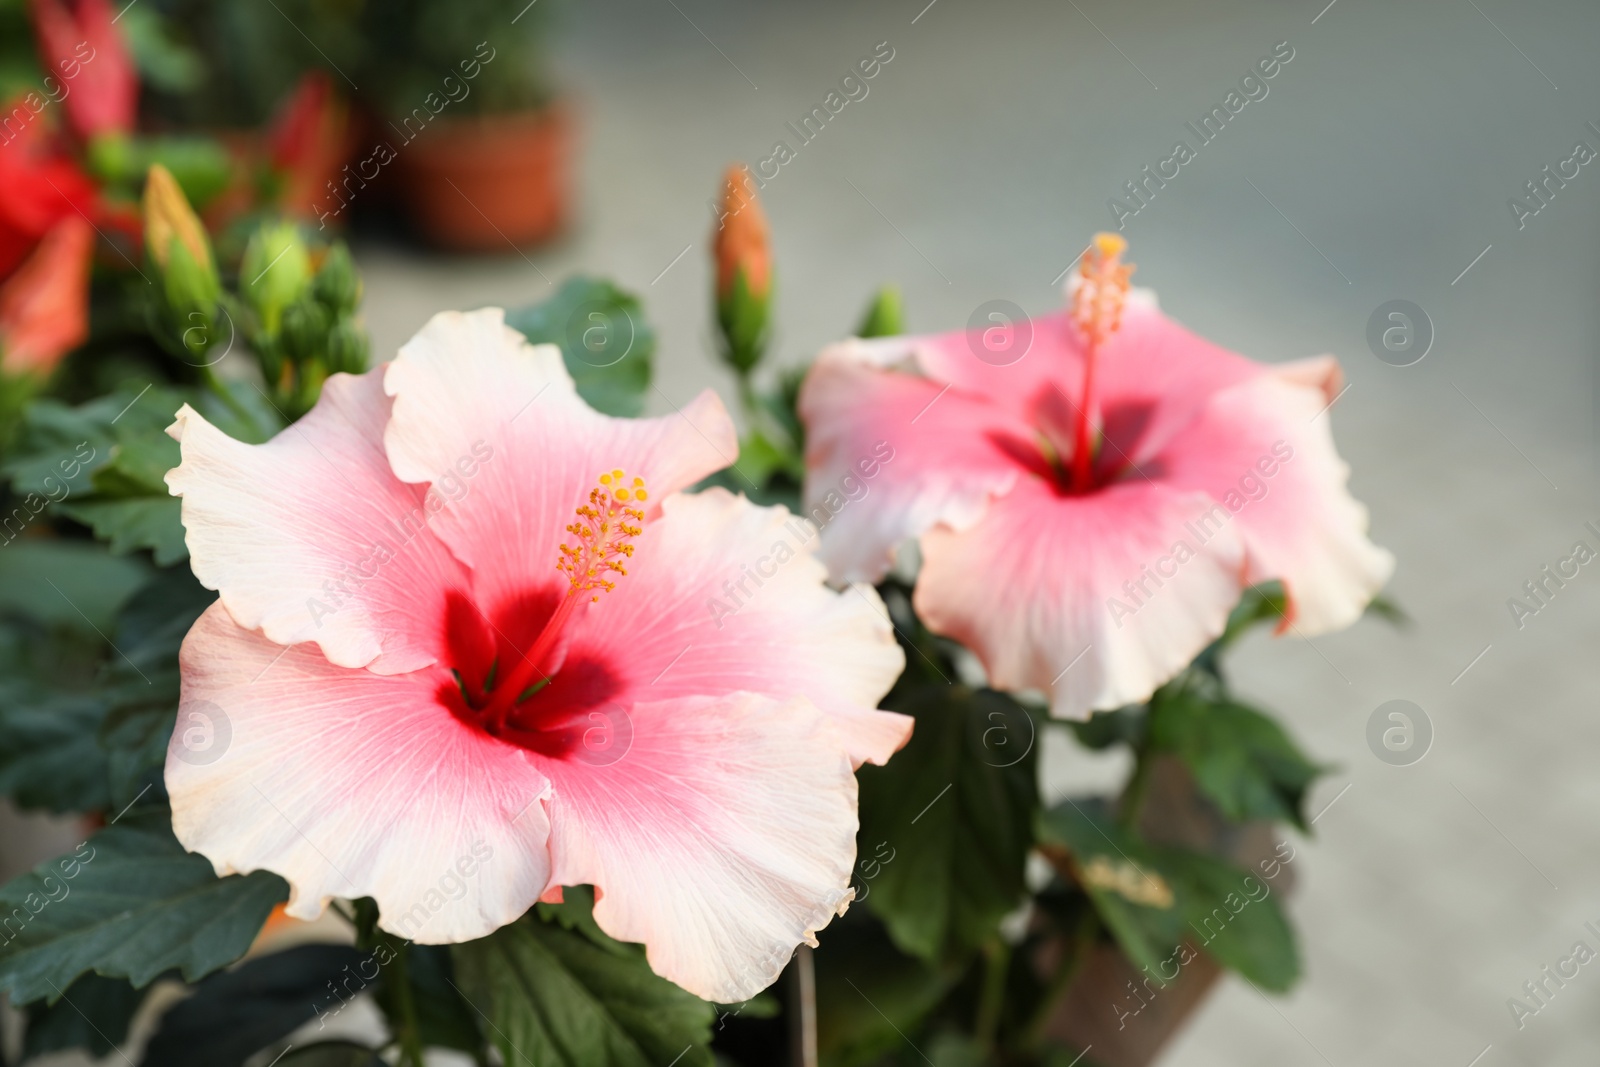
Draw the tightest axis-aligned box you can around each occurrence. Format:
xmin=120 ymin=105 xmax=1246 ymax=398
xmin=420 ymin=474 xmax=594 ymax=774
xmin=30 ymin=0 xmax=137 ymax=141
xmin=143 ymin=164 xmax=219 ymax=311
xmin=711 ymin=165 xmax=771 ymax=376
xmin=241 ymin=223 xmax=312 ymax=337
xmin=280 ymin=296 xmax=331 ymax=365
xmin=855 ymin=286 xmax=904 ymax=339
xmin=324 ymin=315 xmax=369 ymax=375
xmin=312 ymin=241 xmax=361 ymax=315
xmin=0 ymin=216 xmax=94 ymax=377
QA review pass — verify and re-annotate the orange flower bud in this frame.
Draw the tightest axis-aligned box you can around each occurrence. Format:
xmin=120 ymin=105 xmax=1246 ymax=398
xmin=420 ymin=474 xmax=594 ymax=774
xmin=143 ymin=163 xmax=213 ymax=275
xmin=0 ymin=216 xmax=93 ymax=376
xmin=712 ymin=165 xmax=770 ymax=301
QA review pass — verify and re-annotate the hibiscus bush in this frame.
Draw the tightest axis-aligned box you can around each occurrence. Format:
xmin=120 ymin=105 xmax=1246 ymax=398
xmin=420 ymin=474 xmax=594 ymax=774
xmin=0 ymin=108 xmax=1395 ymax=1067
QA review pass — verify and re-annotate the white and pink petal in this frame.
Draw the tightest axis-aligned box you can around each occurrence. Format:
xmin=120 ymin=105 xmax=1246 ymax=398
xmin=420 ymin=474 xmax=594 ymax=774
xmin=534 ymin=691 xmax=861 ymax=1003
xmin=915 ymin=475 xmax=1247 ymax=720
xmin=563 ymin=488 xmax=911 ymax=768
xmin=1154 ymin=366 xmax=1394 ymax=634
xmin=382 ymin=308 xmax=738 ymax=612
xmin=167 ymin=603 xmax=553 ymax=944
xmin=165 ymin=368 xmax=470 ymax=674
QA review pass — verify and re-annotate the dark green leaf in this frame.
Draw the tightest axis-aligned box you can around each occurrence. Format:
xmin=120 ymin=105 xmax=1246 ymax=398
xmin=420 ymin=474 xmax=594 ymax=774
xmin=0 ymin=541 xmax=148 ymax=633
xmin=1064 ymin=706 xmax=1145 ymax=752
xmin=21 ymin=972 xmax=144 ymax=1060
xmin=814 ymin=912 xmax=956 ymax=1067
xmin=505 ymin=277 xmax=655 ymax=417
xmin=0 ymin=811 xmax=288 ymax=1004
xmin=277 ymin=1042 xmax=387 ymax=1067
xmin=143 ymin=944 xmax=369 ymax=1067
xmin=453 ymin=916 xmax=713 ymax=1067
xmin=856 ymin=687 xmax=1038 ymax=965
xmin=374 ymin=943 xmax=485 ymax=1056
xmin=1148 ymin=692 xmax=1325 ymax=831
xmin=0 ymin=688 xmax=112 ymax=813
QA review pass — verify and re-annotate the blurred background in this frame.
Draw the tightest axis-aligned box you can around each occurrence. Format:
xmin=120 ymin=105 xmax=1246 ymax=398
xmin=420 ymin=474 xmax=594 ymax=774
xmin=5 ymin=0 xmax=1600 ymax=1063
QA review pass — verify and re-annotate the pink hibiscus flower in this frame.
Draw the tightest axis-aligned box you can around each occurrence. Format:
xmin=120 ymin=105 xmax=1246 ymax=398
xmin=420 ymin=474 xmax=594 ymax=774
xmin=799 ymin=235 xmax=1392 ymax=720
xmin=163 ymin=308 xmax=909 ymax=1001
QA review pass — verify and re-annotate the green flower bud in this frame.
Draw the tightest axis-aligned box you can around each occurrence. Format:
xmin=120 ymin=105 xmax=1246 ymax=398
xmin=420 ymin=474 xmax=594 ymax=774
xmin=855 ymin=285 xmax=904 ymax=339
xmin=325 ymin=315 xmax=369 ymax=375
xmin=281 ymin=296 xmax=331 ymax=365
xmin=313 ymin=242 xmax=362 ymax=315
xmin=241 ymin=223 xmax=313 ymax=337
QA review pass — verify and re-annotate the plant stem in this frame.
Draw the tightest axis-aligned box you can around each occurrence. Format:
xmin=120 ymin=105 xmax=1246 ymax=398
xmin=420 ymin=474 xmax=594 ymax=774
xmin=973 ymin=937 xmax=1012 ymax=1053
xmin=790 ymin=943 xmax=817 ymax=1067
xmin=387 ymin=940 xmax=427 ymax=1067
xmin=1119 ymin=741 xmax=1155 ymax=832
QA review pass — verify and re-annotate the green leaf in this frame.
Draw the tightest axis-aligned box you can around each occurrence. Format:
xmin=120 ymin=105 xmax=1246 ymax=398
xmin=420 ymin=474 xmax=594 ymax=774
xmin=21 ymin=972 xmax=144 ymax=1060
xmin=372 ymin=943 xmax=486 ymax=1057
xmin=1147 ymin=691 xmax=1325 ymax=831
xmin=453 ymin=916 xmax=713 ymax=1067
xmin=1039 ymin=801 xmax=1300 ymax=991
xmin=3 ymin=381 xmax=278 ymax=565
xmin=1163 ymin=847 xmax=1299 ymax=992
xmin=143 ymin=944 xmax=369 ymax=1067
xmin=1064 ymin=706 xmax=1145 ymax=752
xmin=534 ymin=884 xmax=631 ymax=958
xmin=856 ymin=687 xmax=1039 ymax=965
xmin=505 ymin=277 xmax=656 ymax=417
xmin=0 ymin=811 xmax=288 ymax=1004
xmin=56 ymin=498 xmax=188 ymax=564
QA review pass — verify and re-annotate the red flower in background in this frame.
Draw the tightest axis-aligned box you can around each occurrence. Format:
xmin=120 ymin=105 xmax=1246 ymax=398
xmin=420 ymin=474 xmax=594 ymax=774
xmin=28 ymin=0 xmax=138 ymax=142
xmin=0 ymin=110 xmax=104 ymax=278
xmin=0 ymin=215 xmax=94 ymax=376
xmin=266 ymin=71 xmax=351 ymax=219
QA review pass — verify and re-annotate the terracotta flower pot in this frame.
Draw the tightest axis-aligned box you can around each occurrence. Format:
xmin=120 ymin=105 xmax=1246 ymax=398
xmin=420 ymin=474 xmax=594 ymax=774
xmin=394 ymin=102 xmax=572 ymax=252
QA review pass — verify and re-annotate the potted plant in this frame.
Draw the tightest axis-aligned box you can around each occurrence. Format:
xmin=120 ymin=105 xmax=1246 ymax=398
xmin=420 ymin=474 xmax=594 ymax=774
xmin=357 ymin=0 xmax=570 ymax=251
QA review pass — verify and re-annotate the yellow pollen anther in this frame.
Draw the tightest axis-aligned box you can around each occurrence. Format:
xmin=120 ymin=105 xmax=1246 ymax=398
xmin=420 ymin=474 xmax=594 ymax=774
xmin=1072 ymin=231 xmax=1135 ymax=351
xmin=557 ymin=469 xmax=648 ymax=602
